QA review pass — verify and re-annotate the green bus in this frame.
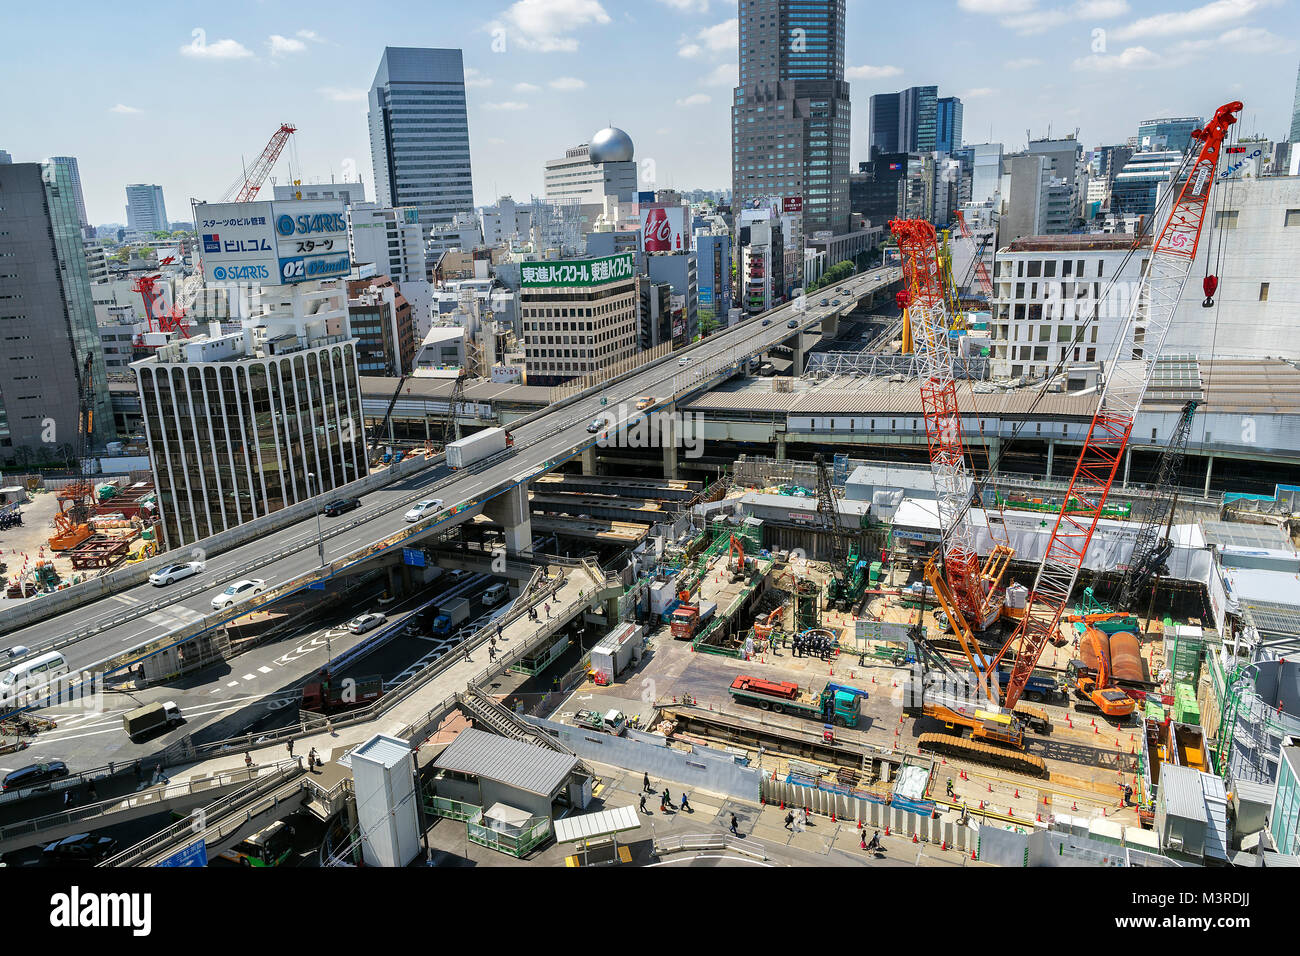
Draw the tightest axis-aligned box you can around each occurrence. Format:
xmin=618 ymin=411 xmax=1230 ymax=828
xmin=218 ymin=821 xmax=297 ymax=867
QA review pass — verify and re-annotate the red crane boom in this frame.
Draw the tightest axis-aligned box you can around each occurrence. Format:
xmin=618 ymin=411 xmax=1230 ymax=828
xmin=221 ymin=123 xmax=297 ymax=204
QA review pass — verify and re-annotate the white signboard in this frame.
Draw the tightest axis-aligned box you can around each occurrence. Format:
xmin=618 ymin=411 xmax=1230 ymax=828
xmin=197 ymin=199 xmax=351 ymax=285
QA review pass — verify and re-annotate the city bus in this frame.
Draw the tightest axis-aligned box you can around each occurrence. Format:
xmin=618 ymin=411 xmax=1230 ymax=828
xmin=218 ymin=821 xmax=297 ymax=867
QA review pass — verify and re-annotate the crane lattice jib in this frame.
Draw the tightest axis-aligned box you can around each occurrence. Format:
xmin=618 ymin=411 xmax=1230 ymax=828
xmin=996 ymin=101 xmax=1242 ymax=712
xmin=954 ymin=210 xmax=993 ymax=297
xmin=231 ymin=124 xmax=297 ymax=204
xmin=891 ymin=218 xmax=991 ymax=632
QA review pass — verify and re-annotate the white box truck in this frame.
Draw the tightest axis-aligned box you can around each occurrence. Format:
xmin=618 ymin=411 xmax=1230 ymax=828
xmin=589 ymin=622 xmax=643 ymax=682
xmin=446 ymin=428 xmax=513 ymax=469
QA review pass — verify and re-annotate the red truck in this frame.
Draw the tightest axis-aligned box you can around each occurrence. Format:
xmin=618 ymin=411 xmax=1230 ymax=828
xmin=300 ymin=674 xmax=383 ymax=715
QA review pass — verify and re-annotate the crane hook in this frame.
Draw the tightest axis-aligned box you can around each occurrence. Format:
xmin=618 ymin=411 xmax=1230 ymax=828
xmin=1202 ymin=275 xmax=1219 ymax=307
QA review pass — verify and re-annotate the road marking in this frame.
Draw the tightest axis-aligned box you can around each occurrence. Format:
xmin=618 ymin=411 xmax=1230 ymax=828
xmin=226 ymin=681 xmax=239 ymax=687
xmin=111 ymin=595 xmax=137 ymax=606
xmin=240 ymin=674 xmax=256 ymax=682
xmin=257 ymin=666 xmax=273 ymax=674
xmin=210 ymin=688 xmax=222 ymax=694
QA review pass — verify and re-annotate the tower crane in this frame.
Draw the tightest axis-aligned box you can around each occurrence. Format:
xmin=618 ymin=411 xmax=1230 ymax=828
xmin=890 ymin=218 xmax=1012 ymax=636
xmin=993 ymin=101 xmax=1242 ymax=715
xmin=952 ymin=210 xmax=994 ymax=300
xmin=220 ymin=124 xmax=297 ymax=204
xmin=131 ymin=274 xmax=191 ymax=345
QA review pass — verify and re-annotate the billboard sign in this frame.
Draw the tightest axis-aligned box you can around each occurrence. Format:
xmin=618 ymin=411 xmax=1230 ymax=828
xmin=698 ymin=285 xmax=713 ymax=306
xmin=520 ymin=253 xmax=636 ymax=289
xmin=782 ymin=196 xmax=803 ymax=213
xmin=640 ymin=205 xmax=687 ymax=253
xmin=196 ymin=199 xmax=351 ymax=285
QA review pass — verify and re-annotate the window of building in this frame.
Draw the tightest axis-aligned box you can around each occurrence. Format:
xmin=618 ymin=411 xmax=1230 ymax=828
xmin=1044 ymin=260 xmax=1057 ymax=278
xmin=1026 ymin=261 xmax=1041 ymax=278
xmin=1259 ymin=282 xmax=1270 ymax=302
xmin=1214 ymin=210 xmax=1239 ymax=229
xmin=1286 ymin=209 xmax=1300 ymax=227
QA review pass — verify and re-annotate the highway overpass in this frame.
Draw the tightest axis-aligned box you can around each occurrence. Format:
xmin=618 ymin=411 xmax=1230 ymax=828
xmin=0 ymin=267 xmax=901 ymax=691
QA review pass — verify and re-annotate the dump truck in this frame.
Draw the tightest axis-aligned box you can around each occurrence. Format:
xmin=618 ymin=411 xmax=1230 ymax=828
xmin=574 ymin=708 xmax=627 ymax=736
xmin=432 ymin=597 xmax=471 ymax=635
xmin=728 ymin=675 xmax=868 ymax=728
xmin=446 ymin=427 xmax=513 ymax=470
xmin=669 ymin=601 xmax=716 ymax=641
xmin=300 ymin=674 xmax=383 ymax=714
xmin=122 ymin=701 xmax=182 ymax=739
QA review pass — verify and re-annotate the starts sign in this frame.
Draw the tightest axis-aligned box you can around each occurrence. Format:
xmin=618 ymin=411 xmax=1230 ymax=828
xmin=196 ymin=199 xmax=351 ymax=286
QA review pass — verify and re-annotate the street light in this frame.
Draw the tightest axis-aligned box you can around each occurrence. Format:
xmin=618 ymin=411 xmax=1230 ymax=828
xmin=308 ymin=471 xmax=331 ymax=669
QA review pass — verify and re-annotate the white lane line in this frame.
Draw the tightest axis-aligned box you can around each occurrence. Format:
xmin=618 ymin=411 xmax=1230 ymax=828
xmin=210 ymin=688 xmax=222 ymax=694
xmin=257 ymin=666 xmax=272 ymax=674
xmin=240 ymin=674 xmax=256 ymax=681
xmin=226 ymin=681 xmax=239 ymax=687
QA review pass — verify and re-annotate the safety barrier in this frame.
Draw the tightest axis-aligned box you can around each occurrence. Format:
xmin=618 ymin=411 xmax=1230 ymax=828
xmin=653 ymin=832 xmax=769 ymax=861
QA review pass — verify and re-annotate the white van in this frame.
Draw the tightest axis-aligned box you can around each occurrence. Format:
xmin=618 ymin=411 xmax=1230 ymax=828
xmin=482 ymin=583 xmax=509 ymax=607
xmin=0 ymin=651 xmax=69 ymax=705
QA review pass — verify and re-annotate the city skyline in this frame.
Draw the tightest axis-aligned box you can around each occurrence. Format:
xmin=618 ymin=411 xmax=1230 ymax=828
xmin=1 ymin=0 xmax=1296 ymax=225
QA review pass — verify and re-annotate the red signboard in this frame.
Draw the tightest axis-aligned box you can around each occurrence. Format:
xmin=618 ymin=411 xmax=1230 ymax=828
xmin=640 ymin=205 xmax=687 ymax=253
xmin=782 ymin=196 xmax=803 ymax=213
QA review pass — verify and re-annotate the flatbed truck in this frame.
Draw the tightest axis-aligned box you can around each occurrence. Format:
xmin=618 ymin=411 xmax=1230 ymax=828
xmin=728 ymin=675 xmax=868 ymax=728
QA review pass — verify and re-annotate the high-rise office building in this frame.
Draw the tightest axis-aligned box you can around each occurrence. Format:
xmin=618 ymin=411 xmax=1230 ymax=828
xmin=368 ymin=47 xmax=475 ymax=236
xmin=936 ymin=97 xmax=963 ymax=154
xmin=732 ymin=0 xmax=851 ymax=237
xmin=125 ymin=184 xmax=168 ymax=234
xmin=1290 ymin=61 xmax=1300 ymax=143
xmin=0 ymin=162 xmax=114 ymax=465
xmin=869 ymin=93 xmax=900 ymax=156
xmin=968 ymin=143 xmax=1003 ymax=205
xmin=1137 ymin=116 xmax=1203 ymax=153
xmin=50 ymin=157 xmax=90 ymax=234
xmin=899 ymin=86 xmax=938 ymax=154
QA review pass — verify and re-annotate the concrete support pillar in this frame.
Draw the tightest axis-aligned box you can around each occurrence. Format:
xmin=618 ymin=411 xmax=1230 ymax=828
xmin=387 ymin=563 xmax=403 ymax=597
xmin=775 ymin=432 xmax=787 ymax=461
xmin=822 ymin=311 xmax=839 ymax=339
xmin=1045 ymin=439 xmax=1054 ymax=480
xmin=581 ymin=446 xmax=597 ymax=476
xmin=792 ymin=336 xmax=806 ymax=375
xmin=662 ymin=412 xmax=679 ymax=479
xmin=1122 ymin=446 xmax=1132 ymax=488
xmin=484 ymin=484 xmax=532 ymax=557
xmin=986 ymin=435 xmax=1001 ymax=477
xmin=1203 ymin=454 xmax=1215 ymax=498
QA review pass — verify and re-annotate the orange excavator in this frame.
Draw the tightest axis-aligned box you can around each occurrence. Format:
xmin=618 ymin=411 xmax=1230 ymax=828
xmin=728 ymin=534 xmax=746 ymax=582
xmin=1070 ymin=627 xmax=1136 ymax=718
xmin=752 ymin=606 xmax=783 ymax=643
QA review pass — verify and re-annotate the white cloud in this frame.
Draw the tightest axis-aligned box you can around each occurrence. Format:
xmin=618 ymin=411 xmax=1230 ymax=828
xmin=498 ymin=0 xmax=612 ymax=53
xmin=269 ymin=34 xmax=307 ymax=56
xmin=514 ymin=82 xmax=541 ymax=92
xmin=961 ymin=87 xmax=998 ymax=98
xmin=676 ymin=93 xmax=712 ymax=106
xmin=696 ymin=18 xmax=737 ymax=53
xmin=657 ymin=0 xmax=710 ymax=11
xmin=1216 ymin=25 xmax=1293 ymax=52
xmin=549 ymin=76 xmax=586 ymax=90
xmin=179 ymin=37 xmax=253 ymax=59
xmin=845 ymin=64 xmax=903 ymax=80
xmin=678 ymin=42 xmax=703 ymax=58
xmin=958 ymin=0 xmax=1037 ymax=11
xmin=1071 ymin=44 xmax=1167 ymax=70
xmin=1116 ymin=0 xmax=1273 ymax=40
xmin=465 ymin=67 xmax=493 ymax=88
xmin=1004 ymin=56 xmax=1043 ymax=68
xmin=963 ymin=0 xmax=1130 ymax=34
xmin=318 ymin=87 xmax=367 ymax=102
xmin=702 ymin=62 xmax=737 ymax=86
xmin=109 ymin=103 xmax=142 ymax=114
xmin=484 ymin=101 xmax=529 ymax=111
xmin=295 ymin=30 xmax=324 ymax=42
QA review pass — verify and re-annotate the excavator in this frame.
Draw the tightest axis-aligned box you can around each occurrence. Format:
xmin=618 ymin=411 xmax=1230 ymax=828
xmin=1068 ymin=626 xmax=1137 ymax=718
xmin=728 ymin=533 xmax=746 ymax=583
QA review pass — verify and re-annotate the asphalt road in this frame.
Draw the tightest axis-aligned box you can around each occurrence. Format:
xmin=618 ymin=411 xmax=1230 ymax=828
xmin=0 ymin=267 xmax=900 ymax=679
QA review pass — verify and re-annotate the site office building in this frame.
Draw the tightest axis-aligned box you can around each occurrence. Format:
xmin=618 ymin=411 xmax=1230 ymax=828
xmin=519 ymin=253 xmax=639 ymax=387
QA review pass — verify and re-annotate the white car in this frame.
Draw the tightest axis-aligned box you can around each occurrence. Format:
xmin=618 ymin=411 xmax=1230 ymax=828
xmin=149 ymin=562 xmax=203 ymax=587
xmin=404 ymin=498 xmax=443 ymax=522
xmin=482 ymin=583 xmax=509 ymax=606
xmin=347 ymin=612 xmax=387 ymax=634
xmin=211 ymin=579 xmax=266 ymax=610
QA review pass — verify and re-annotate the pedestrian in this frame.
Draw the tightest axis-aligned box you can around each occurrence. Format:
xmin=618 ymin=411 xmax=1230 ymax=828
xmin=639 ymin=793 xmax=649 ymax=815
xmin=643 ymin=772 xmax=652 ymax=792
xmin=544 ymin=603 xmax=551 ymax=619
xmin=946 ymin=777 xmax=955 ymax=797
xmin=154 ymin=762 xmax=166 ymax=785
xmin=86 ymin=781 xmax=97 ymax=802
xmin=63 ymin=790 xmax=73 ymax=808
xmin=680 ymin=792 xmax=691 ymax=813
xmin=496 ymin=623 xmax=503 ymax=641
xmin=660 ymin=792 xmax=668 ymax=811
xmin=729 ymin=813 xmax=739 ymax=836
xmin=662 ymin=788 xmax=673 ymax=809
xmin=784 ymin=811 xmax=795 ymax=830
xmin=287 ymin=738 xmax=294 ymax=758
xmin=488 ymin=645 xmax=496 ymax=662
xmin=308 ymin=748 xmax=318 ymax=772
xmin=245 ymin=752 xmax=253 ymax=769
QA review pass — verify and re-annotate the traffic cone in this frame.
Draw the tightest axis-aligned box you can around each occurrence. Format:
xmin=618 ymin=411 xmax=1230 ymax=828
xmin=1008 ymin=808 xmax=1014 ymax=817
xmin=831 ymin=812 xmax=836 ymax=823
xmin=941 ymin=840 xmax=947 ymax=850
xmin=912 ymin=834 xmax=919 ymax=844
xmin=971 ymin=849 xmax=977 ymax=860
xmin=885 ymin=825 xmax=890 ymax=836
xmin=1036 ymin=813 xmax=1042 ymax=823
xmin=857 ymin=819 xmax=863 ymax=829
xmin=1072 ymin=801 xmax=1078 ymax=811
xmin=780 ymin=801 xmax=785 ymax=810
xmin=1014 ymin=789 xmax=1020 ymax=799
xmin=987 ymin=783 xmax=993 ymax=793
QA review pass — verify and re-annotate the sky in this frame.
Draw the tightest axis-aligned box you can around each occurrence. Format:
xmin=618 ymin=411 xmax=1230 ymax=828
xmin=1 ymin=0 xmax=1296 ymax=226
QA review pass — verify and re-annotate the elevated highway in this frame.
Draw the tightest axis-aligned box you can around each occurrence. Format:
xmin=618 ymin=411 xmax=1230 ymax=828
xmin=0 ymin=268 xmax=900 ymax=688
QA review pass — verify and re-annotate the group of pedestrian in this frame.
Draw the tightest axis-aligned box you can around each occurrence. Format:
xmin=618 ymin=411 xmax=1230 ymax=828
xmin=636 ymin=773 xmax=693 ymax=817
xmin=792 ymin=633 xmax=834 ymax=660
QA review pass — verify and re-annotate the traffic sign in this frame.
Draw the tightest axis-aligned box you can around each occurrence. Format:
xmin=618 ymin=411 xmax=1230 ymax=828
xmin=403 ymin=548 xmax=426 ymax=568
xmin=156 ymin=838 xmax=207 ymax=867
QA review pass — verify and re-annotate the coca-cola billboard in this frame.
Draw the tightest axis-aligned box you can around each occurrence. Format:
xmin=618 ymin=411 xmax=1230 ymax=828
xmin=640 ymin=205 xmax=688 ymax=253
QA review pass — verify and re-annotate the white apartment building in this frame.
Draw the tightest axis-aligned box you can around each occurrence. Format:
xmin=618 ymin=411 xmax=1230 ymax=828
xmin=990 ymin=234 xmax=1152 ymax=381
xmin=348 ymin=203 xmax=434 ymax=336
xmin=480 ymin=196 xmax=534 ymax=247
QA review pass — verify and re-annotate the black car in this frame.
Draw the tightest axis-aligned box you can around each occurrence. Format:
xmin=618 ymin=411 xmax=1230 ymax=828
xmin=787 ymin=319 xmax=798 ymax=329
xmin=322 ymin=497 xmax=361 ymax=518
xmin=2 ymin=760 xmax=69 ymax=792
xmin=40 ymin=833 xmax=118 ymax=866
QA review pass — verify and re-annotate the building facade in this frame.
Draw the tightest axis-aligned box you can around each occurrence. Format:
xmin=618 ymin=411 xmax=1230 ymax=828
xmin=368 ymin=47 xmax=475 ymax=235
xmin=50 ymin=157 xmax=90 ymax=235
xmin=348 ymin=275 xmax=415 ymax=377
xmin=868 ymin=93 xmax=900 ymax=157
xmin=519 ymin=254 xmax=638 ymax=386
xmin=1111 ymin=150 xmax=1183 ymax=218
xmin=273 ymin=181 xmax=367 ymax=205
xmin=695 ymin=232 xmax=733 ymax=326
xmin=1270 ymin=742 xmax=1300 ymax=856
xmin=348 ymin=202 xmax=433 ymax=335
xmin=0 ymin=162 xmax=114 ymax=465
xmin=134 ymin=281 xmax=366 ymax=548
xmin=732 ymin=0 xmax=851 ymax=236
xmin=989 ymin=234 xmax=1152 ymax=380
xmin=125 ymin=184 xmax=168 ymax=234
xmin=1138 ymin=116 xmax=1203 ymax=153
xmin=1291 ymin=61 xmax=1300 ymax=143
xmin=935 ymin=96 xmax=963 ymax=154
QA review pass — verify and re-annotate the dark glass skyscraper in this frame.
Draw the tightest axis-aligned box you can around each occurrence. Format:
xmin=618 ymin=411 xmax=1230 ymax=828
xmin=936 ymin=96 xmax=963 ymax=154
xmin=368 ymin=47 xmax=475 ymax=237
xmin=871 ymin=86 xmax=948 ymax=156
xmin=732 ymin=0 xmax=851 ymax=236
xmin=869 ymin=93 xmax=900 ymax=156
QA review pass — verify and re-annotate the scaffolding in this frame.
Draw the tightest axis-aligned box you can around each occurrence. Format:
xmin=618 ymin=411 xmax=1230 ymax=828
xmin=807 ymin=351 xmax=990 ymax=380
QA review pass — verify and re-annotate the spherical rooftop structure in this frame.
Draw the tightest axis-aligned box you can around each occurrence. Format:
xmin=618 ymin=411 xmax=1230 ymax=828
xmin=589 ymin=127 xmax=634 ymax=164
